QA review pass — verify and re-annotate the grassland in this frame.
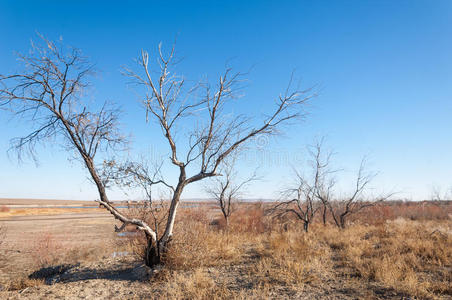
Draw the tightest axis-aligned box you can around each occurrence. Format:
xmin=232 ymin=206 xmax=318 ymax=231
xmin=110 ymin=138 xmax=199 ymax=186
xmin=0 ymin=200 xmax=451 ymax=299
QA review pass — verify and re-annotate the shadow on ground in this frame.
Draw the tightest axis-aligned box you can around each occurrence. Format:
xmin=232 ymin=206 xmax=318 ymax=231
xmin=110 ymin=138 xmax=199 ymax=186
xmin=28 ymin=260 xmax=149 ymax=284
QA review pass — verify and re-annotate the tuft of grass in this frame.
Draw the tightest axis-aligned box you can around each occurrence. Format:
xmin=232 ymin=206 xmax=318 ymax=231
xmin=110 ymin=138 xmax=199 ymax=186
xmin=3 ymin=276 xmax=44 ymax=291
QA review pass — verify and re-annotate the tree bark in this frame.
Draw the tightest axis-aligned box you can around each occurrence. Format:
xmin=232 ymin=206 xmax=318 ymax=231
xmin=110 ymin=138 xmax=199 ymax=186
xmin=145 ymin=237 xmax=161 ymax=267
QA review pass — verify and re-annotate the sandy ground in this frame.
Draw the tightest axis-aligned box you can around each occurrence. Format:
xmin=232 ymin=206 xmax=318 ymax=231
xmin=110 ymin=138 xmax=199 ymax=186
xmin=0 ymin=210 xmax=118 ymax=282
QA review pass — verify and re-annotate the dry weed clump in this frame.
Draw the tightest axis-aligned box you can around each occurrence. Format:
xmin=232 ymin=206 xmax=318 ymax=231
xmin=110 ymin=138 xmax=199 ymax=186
xmin=163 ymin=208 xmax=248 ymax=270
xmin=123 ymin=205 xmax=247 ymax=270
xmin=2 ymin=276 xmax=44 ymax=291
xmin=352 ymin=201 xmax=452 ymax=225
xmin=29 ymin=232 xmax=118 ymax=270
xmin=30 ymin=232 xmax=65 ymax=268
xmin=228 ymin=203 xmax=272 ymax=233
xmin=251 ymin=229 xmax=332 ymax=286
xmin=157 ymin=268 xmax=230 ymax=299
xmin=152 ymin=267 xmax=275 ymax=299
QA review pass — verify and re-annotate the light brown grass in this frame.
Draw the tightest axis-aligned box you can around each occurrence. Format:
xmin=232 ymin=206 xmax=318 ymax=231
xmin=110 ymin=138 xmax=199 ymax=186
xmin=144 ymin=204 xmax=452 ymax=298
xmin=0 ymin=207 xmax=102 ymax=218
xmin=1 ymin=202 xmax=451 ymax=298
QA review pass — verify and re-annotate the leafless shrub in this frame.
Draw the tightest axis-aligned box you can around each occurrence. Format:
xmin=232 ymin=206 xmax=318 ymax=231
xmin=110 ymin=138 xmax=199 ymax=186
xmin=430 ymin=185 xmax=452 ymax=201
xmin=270 ymin=139 xmax=335 ymax=232
xmin=327 ymin=158 xmax=392 ymax=229
xmin=271 ymin=139 xmax=392 ymax=230
xmin=29 ymin=232 xmax=64 ymax=268
xmin=272 ymin=175 xmax=321 ymax=232
xmin=205 ymin=159 xmax=258 ymax=227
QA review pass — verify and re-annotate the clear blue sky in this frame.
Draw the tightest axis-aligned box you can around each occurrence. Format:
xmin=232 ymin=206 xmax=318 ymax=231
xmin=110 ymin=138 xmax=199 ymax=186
xmin=0 ymin=0 xmax=451 ymax=201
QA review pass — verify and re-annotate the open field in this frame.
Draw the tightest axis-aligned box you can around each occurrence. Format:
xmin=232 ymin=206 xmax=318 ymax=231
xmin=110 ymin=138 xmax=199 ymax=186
xmin=0 ymin=201 xmax=451 ymax=299
xmin=0 ymin=198 xmax=98 ymax=206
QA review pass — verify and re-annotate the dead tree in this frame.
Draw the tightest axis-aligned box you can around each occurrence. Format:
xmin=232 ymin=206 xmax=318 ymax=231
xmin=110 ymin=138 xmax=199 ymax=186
xmin=309 ymin=139 xmax=337 ymax=225
xmin=270 ymin=139 xmax=335 ymax=232
xmin=1 ymin=36 xmax=313 ymax=267
xmin=327 ymin=159 xmax=391 ymax=229
xmin=271 ymin=140 xmax=391 ymax=231
xmin=205 ymin=161 xmax=258 ymax=227
xmin=0 ymin=36 xmax=161 ymax=256
xmin=272 ymin=169 xmax=322 ymax=233
xmin=121 ymin=43 xmax=314 ymax=265
xmin=430 ymin=185 xmax=452 ymax=201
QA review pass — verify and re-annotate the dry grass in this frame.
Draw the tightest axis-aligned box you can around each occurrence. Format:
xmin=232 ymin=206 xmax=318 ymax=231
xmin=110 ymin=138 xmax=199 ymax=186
xmin=0 ymin=207 xmax=102 ymax=218
xmin=1 ymin=201 xmax=451 ymax=298
xmin=321 ymin=219 xmax=452 ymax=297
xmin=1 ymin=276 xmax=44 ymax=291
xmin=29 ymin=232 xmax=65 ymax=268
xmin=142 ymin=203 xmax=452 ymax=298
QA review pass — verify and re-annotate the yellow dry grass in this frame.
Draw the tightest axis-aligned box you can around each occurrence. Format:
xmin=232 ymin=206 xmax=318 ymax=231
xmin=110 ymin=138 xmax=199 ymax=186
xmin=1 ymin=203 xmax=451 ymax=299
xmin=146 ymin=206 xmax=452 ymax=299
xmin=0 ymin=207 xmax=102 ymax=217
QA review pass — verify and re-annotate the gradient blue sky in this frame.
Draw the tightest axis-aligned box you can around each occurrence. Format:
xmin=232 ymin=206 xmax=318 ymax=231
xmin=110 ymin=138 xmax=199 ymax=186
xmin=1 ymin=0 xmax=451 ymax=201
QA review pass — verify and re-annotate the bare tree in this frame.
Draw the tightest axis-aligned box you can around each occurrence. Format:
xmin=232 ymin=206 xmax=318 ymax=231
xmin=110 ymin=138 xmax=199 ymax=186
xmin=271 ymin=140 xmax=390 ymax=231
xmin=120 ymin=43 xmax=314 ymax=265
xmin=273 ymin=173 xmax=320 ymax=232
xmin=269 ymin=139 xmax=335 ymax=232
xmin=206 ymin=160 xmax=258 ymax=227
xmin=1 ymin=36 xmax=313 ymax=267
xmin=430 ymin=185 xmax=452 ymax=201
xmin=309 ymin=139 xmax=337 ymax=225
xmin=327 ymin=159 xmax=391 ymax=229
xmin=0 ymin=35 xmax=163 ymax=258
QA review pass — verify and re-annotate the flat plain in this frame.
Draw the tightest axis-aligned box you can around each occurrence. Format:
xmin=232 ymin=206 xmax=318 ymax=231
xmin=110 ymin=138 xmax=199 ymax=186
xmin=0 ymin=199 xmax=451 ymax=299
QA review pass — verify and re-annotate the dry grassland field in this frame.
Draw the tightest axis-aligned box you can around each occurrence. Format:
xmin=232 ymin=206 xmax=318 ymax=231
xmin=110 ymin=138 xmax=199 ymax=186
xmin=0 ymin=199 xmax=451 ymax=299
xmin=2 ymin=0 xmax=452 ymax=299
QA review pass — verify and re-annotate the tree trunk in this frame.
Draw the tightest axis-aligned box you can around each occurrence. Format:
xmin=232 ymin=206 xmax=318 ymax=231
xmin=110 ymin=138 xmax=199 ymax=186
xmin=322 ymin=205 xmax=327 ymax=225
xmin=303 ymin=221 xmax=309 ymax=232
xmin=144 ymin=238 xmax=160 ymax=267
xmin=339 ymin=214 xmax=346 ymax=229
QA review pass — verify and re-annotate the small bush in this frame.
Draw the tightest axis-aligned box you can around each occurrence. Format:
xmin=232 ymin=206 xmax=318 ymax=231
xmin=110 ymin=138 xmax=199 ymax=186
xmin=30 ymin=232 xmax=64 ymax=268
